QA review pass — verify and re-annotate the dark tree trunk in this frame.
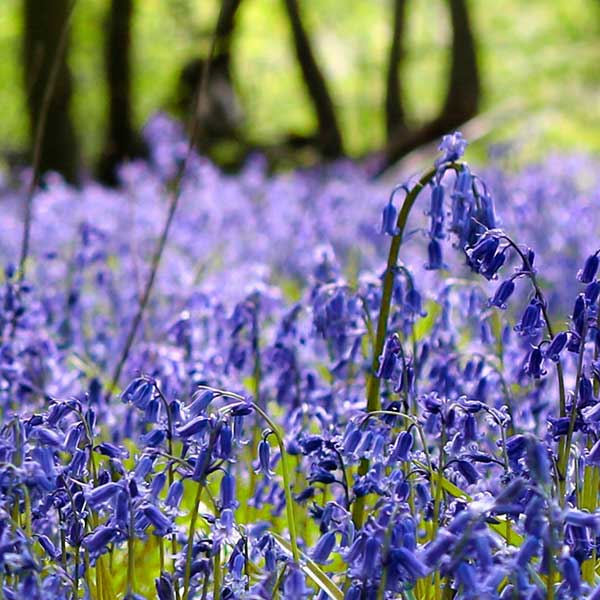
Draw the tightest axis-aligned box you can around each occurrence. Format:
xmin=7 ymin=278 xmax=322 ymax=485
xmin=441 ymin=0 xmax=480 ymax=122
xmin=23 ymin=0 xmax=79 ymax=183
xmin=385 ymin=0 xmax=408 ymax=141
xmin=283 ymin=0 xmax=344 ymax=158
xmin=215 ymin=0 xmax=243 ymax=63
xmin=374 ymin=0 xmax=480 ymax=174
xmin=98 ymin=0 xmax=146 ymax=185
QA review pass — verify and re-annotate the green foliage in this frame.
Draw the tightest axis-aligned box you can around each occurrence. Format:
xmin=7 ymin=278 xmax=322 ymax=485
xmin=0 ymin=0 xmax=598 ymax=165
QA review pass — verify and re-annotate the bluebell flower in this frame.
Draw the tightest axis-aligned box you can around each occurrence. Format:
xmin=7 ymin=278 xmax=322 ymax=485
xmin=283 ymin=565 xmax=310 ymax=599
xmin=87 ymin=482 xmax=122 ymax=509
xmin=188 ymin=390 xmax=215 ymax=417
xmin=585 ymin=280 xmax=600 ymax=304
xmin=176 ymin=416 xmax=209 ymax=439
xmin=122 ymin=378 xmax=154 ymax=410
xmin=221 ymin=472 xmax=237 ymax=510
xmin=150 ymin=471 xmax=167 ymax=498
xmin=83 ymin=526 xmax=119 ymax=557
xmin=524 ymin=346 xmax=546 ymax=379
xmin=35 ymin=534 xmax=59 ymax=559
xmin=456 ymin=562 xmax=477 ymax=597
xmin=425 ymin=239 xmax=447 ymax=270
xmin=577 ymin=252 xmax=600 ymax=283
xmin=31 ymin=427 xmax=62 ymax=448
xmin=480 ymin=250 xmax=506 ymax=280
xmin=489 ymin=279 xmax=515 ymax=309
xmin=155 ymin=573 xmax=175 ymax=600
xmin=515 ymin=299 xmax=545 ymax=337
xmin=562 ymin=556 xmax=581 ymax=596
xmin=587 ymin=439 xmax=600 ymax=466
xmin=256 ymin=440 xmax=274 ymax=479
xmin=506 ymin=435 xmax=528 ymax=461
xmin=310 ymin=467 xmax=336 ymax=485
xmin=583 ymin=402 xmax=600 ymax=423
xmin=390 ymin=430 xmax=413 ymax=463
xmin=134 ymin=455 xmax=155 ymax=480
xmin=294 ymin=487 xmax=315 ymax=503
xmin=165 ymin=480 xmax=184 ymax=509
xmin=115 ymin=490 xmax=129 ymax=528
xmin=376 ymin=334 xmax=402 ymax=380
xmin=516 ymin=536 xmax=540 ymax=568
xmin=96 ymin=441 xmax=129 ymax=458
xmin=141 ymin=429 xmax=166 ymax=448
xmin=456 ymin=460 xmax=479 ymax=485
xmin=312 ymin=531 xmax=336 ymax=564
xmin=578 ymin=377 xmax=595 ymax=408
xmin=565 ymin=510 xmax=600 ymax=533
xmin=389 ymin=547 xmax=428 ymax=583
xmin=526 ymin=438 xmax=550 ymax=486
xmin=381 ymin=202 xmax=398 ymax=236
xmin=544 ymin=331 xmax=569 ymax=362
xmin=142 ymin=504 xmax=172 ymax=535
xmin=435 ymin=132 xmax=467 ymax=166
xmin=217 ymin=423 xmax=233 ymax=459
xmin=423 ymin=531 xmax=456 ymax=567
xmin=467 ymin=236 xmax=499 ymax=268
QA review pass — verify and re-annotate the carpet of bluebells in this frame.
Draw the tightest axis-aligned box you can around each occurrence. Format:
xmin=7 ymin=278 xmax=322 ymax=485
xmin=2 ymin=119 xmax=600 ymax=600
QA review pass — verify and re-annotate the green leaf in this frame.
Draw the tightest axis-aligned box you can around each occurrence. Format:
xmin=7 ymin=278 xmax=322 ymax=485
xmin=413 ymin=300 xmax=441 ymax=341
xmin=270 ymin=532 xmax=344 ymax=600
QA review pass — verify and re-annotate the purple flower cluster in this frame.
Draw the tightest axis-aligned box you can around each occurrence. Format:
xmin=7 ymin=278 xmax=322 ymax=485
xmin=0 ymin=123 xmax=600 ymax=598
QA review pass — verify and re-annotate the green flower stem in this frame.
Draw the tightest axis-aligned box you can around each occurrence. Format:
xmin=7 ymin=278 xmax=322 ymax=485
xmin=182 ymin=426 xmax=219 ymax=600
xmin=182 ymin=477 xmax=206 ymax=600
xmin=558 ymin=320 xmax=587 ymax=504
xmin=153 ymin=382 xmax=180 ymax=594
xmin=502 ymin=238 xmax=570 ymax=493
xmin=211 ymin=387 xmax=301 ymax=564
xmin=365 ymin=166 xmax=444 ymax=414
xmin=248 ymin=403 xmax=300 ymax=564
xmin=582 ymin=305 xmax=600 ymax=582
xmin=353 ymin=164 xmax=462 ymax=529
xmin=212 ymin=547 xmax=222 ymax=600
xmin=126 ymin=495 xmax=136 ymax=597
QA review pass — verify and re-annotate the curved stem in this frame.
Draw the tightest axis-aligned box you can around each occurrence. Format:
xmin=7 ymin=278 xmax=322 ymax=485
xmin=248 ymin=403 xmax=300 ymax=563
xmin=182 ymin=480 xmax=204 ymax=600
xmin=558 ymin=321 xmax=587 ymax=501
xmin=214 ymin=391 xmax=300 ymax=563
xmin=501 ymin=237 xmax=567 ymax=417
xmin=152 ymin=381 xmax=179 ymax=580
xmin=354 ymin=164 xmax=462 ymax=529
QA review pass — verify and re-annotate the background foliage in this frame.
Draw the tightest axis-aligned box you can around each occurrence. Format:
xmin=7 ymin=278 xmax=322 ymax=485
xmin=0 ymin=0 xmax=599 ymax=167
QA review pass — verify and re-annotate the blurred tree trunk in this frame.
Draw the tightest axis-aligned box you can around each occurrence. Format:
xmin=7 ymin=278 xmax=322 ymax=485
xmin=385 ymin=0 xmax=408 ymax=141
xmin=98 ymin=0 xmax=146 ymax=185
xmin=23 ymin=0 xmax=79 ymax=183
xmin=441 ymin=0 xmax=480 ymax=123
xmin=376 ymin=0 xmax=480 ymax=174
xmin=175 ymin=0 xmax=246 ymax=167
xmin=283 ymin=0 xmax=344 ymax=158
xmin=215 ymin=0 xmax=242 ymax=62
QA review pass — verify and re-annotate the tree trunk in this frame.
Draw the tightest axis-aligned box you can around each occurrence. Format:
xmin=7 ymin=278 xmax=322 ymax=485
xmin=283 ymin=0 xmax=344 ymax=158
xmin=385 ymin=0 xmax=408 ymax=141
xmin=98 ymin=0 xmax=146 ymax=185
xmin=374 ymin=0 xmax=480 ymax=174
xmin=441 ymin=0 xmax=480 ymax=122
xmin=215 ymin=0 xmax=243 ymax=62
xmin=23 ymin=0 xmax=79 ymax=183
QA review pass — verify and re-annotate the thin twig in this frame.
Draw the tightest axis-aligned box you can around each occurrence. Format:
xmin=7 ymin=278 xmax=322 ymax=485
xmin=105 ymin=8 xmax=223 ymax=402
xmin=18 ymin=0 xmax=78 ymax=283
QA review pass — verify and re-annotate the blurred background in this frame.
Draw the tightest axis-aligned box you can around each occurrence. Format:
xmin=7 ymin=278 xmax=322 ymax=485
xmin=1 ymin=0 xmax=599 ymax=184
